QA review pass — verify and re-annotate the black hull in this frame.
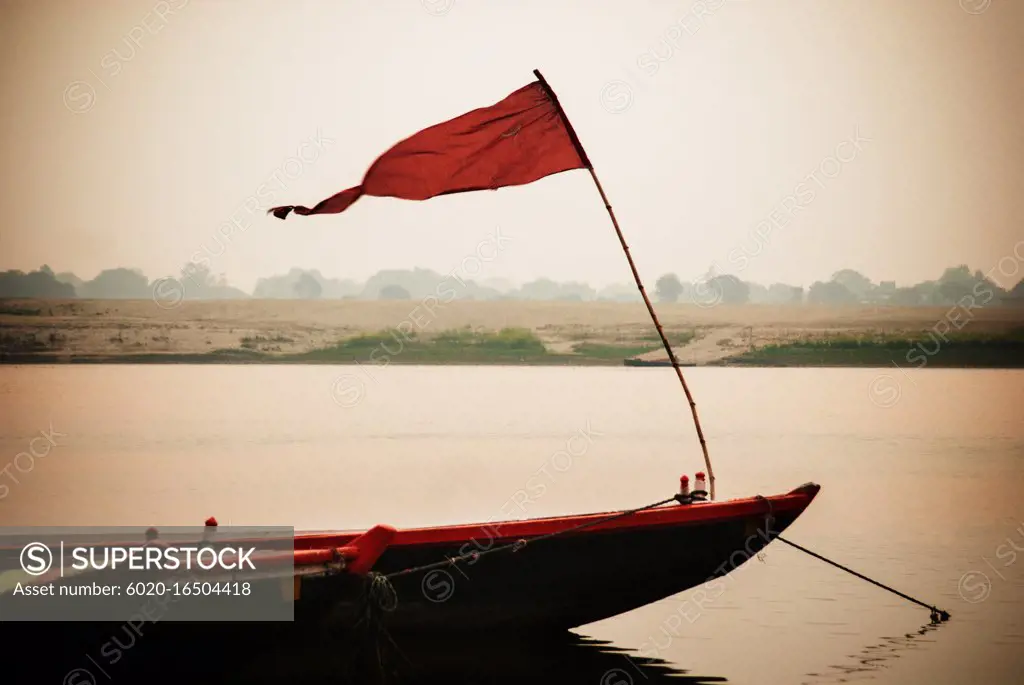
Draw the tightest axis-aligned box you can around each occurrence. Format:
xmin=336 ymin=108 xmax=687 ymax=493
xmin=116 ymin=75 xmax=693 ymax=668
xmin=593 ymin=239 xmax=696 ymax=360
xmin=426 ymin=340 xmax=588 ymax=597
xmin=297 ymin=500 xmax=806 ymax=632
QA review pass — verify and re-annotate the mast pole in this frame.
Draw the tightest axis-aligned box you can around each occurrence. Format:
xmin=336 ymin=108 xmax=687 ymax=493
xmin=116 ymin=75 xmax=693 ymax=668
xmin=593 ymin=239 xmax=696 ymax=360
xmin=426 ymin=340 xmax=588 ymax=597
xmin=532 ymin=69 xmax=715 ymax=500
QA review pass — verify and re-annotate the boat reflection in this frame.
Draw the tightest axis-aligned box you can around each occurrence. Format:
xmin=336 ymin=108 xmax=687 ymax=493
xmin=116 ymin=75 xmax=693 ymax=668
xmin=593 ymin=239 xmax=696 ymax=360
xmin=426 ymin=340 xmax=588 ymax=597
xmin=230 ymin=631 xmax=727 ymax=684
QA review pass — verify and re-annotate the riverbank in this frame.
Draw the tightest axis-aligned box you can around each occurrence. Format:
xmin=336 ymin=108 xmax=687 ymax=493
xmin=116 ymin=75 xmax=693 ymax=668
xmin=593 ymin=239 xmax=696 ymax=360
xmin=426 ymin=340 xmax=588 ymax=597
xmin=718 ymin=334 xmax=1024 ymax=368
xmin=0 ymin=329 xmax=671 ymax=366
xmin=4 ymin=330 xmax=1024 ymax=368
xmin=2 ymin=298 xmax=1023 ymax=367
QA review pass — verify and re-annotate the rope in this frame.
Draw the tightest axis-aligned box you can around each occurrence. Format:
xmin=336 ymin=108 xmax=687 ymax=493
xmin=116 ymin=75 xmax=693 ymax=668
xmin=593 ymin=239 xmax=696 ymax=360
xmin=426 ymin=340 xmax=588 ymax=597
xmin=348 ymin=572 xmax=407 ymax=684
xmin=385 ymin=496 xmax=677 ymax=580
xmin=364 ymin=572 xmax=398 ymax=613
xmin=756 ymin=495 xmax=950 ymax=623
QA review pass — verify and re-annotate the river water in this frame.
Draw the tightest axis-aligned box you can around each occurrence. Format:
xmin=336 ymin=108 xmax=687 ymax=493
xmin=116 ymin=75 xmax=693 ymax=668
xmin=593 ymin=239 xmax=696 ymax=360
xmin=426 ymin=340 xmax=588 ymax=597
xmin=1 ymin=365 xmax=1022 ymax=684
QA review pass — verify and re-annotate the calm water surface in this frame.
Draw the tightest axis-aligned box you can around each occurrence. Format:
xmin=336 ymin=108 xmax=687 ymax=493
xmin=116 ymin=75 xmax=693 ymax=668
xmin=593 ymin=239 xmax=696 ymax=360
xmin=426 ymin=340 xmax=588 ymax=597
xmin=1 ymin=365 xmax=1022 ymax=684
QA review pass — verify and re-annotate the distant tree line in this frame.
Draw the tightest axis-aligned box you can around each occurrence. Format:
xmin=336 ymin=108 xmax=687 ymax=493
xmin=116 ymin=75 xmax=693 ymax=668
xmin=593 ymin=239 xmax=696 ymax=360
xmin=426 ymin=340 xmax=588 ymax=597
xmin=1 ymin=263 xmax=1022 ymax=307
xmin=654 ymin=266 xmax=1024 ymax=308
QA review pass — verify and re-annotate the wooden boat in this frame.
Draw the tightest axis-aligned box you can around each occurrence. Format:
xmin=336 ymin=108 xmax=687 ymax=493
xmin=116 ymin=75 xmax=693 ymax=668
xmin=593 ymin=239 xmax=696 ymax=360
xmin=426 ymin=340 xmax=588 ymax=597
xmin=286 ymin=483 xmax=820 ymax=632
xmin=0 ymin=484 xmax=818 ymax=633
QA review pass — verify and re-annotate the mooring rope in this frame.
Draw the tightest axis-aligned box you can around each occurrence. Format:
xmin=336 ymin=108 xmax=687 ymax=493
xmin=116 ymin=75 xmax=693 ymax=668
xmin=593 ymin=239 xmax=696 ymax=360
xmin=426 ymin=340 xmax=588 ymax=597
xmin=756 ymin=495 xmax=950 ymax=623
xmin=385 ymin=496 xmax=678 ymax=580
xmin=774 ymin=535 xmax=950 ymax=622
xmin=348 ymin=572 xmax=409 ymax=683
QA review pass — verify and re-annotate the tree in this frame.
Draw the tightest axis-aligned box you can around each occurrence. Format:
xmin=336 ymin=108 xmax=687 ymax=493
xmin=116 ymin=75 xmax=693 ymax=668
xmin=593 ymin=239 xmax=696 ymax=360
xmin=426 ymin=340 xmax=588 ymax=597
xmin=557 ymin=281 xmax=596 ymax=301
xmin=293 ymin=272 xmax=322 ymax=299
xmin=889 ymin=287 xmax=921 ymax=306
xmin=0 ymin=267 xmax=76 ymax=298
xmin=363 ymin=268 xmax=449 ymax=300
xmin=517 ymin=278 xmax=562 ymax=300
xmin=807 ymin=280 xmax=857 ymax=305
xmin=596 ymin=283 xmax=642 ymax=302
xmin=707 ymin=274 xmax=749 ymax=305
xmin=972 ymin=269 xmax=1005 ymax=304
xmin=655 ymin=274 xmax=684 ymax=303
xmin=79 ymin=268 xmax=150 ymax=298
xmin=181 ymin=262 xmax=217 ymax=289
xmin=938 ymin=265 xmax=972 ymax=286
xmin=55 ymin=271 xmax=84 ymax=292
xmin=746 ymin=282 xmax=769 ymax=304
xmin=938 ymin=279 xmax=973 ymax=305
xmin=831 ymin=269 xmax=874 ymax=300
xmin=767 ymin=283 xmax=802 ymax=305
xmin=379 ymin=284 xmax=411 ymax=300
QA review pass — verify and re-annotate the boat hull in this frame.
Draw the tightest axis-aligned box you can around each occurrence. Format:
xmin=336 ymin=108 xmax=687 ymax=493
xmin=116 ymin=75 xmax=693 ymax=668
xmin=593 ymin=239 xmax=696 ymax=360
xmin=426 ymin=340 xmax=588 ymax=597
xmin=293 ymin=483 xmax=821 ymax=632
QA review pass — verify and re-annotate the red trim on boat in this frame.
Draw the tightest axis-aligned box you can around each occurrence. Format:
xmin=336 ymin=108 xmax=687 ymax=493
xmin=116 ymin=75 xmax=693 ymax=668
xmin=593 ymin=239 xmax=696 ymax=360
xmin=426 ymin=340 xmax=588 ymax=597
xmin=293 ymin=484 xmax=820 ymax=551
xmin=0 ymin=486 xmax=819 ymax=562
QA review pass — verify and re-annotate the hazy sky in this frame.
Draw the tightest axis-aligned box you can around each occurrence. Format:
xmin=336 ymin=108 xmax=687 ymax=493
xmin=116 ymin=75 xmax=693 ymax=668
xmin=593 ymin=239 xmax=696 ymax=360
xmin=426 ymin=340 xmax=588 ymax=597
xmin=2 ymin=0 xmax=1021 ymax=292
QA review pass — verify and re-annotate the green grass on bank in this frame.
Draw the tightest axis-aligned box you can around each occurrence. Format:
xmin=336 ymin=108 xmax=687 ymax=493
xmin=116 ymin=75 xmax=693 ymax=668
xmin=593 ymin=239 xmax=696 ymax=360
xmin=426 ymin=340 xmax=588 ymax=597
xmin=0 ymin=304 xmax=42 ymax=316
xmin=295 ymin=329 xmax=692 ymax=365
xmin=7 ymin=327 xmax=1024 ymax=368
xmin=724 ymin=331 xmax=1024 ymax=367
xmin=637 ymin=329 xmax=697 ymax=347
xmin=571 ymin=342 xmax=660 ymax=359
xmin=2 ymin=327 xmax=652 ymax=365
xmin=287 ymin=327 xmax=563 ymax=364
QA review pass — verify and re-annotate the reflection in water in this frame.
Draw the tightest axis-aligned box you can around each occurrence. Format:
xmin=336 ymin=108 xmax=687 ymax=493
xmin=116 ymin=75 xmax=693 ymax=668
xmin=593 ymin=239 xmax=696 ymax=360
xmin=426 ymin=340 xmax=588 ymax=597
xmin=229 ymin=631 xmax=727 ymax=684
xmin=393 ymin=633 xmax=727 ymax=685
xmin=802 ymin=622 xmax=944 ymax=684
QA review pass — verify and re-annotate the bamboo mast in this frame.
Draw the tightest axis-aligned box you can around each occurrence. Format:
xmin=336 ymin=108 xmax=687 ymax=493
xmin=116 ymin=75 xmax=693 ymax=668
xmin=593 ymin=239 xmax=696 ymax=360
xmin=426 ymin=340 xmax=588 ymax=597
xmin=533 ymin=69 xmax=716 ymax=500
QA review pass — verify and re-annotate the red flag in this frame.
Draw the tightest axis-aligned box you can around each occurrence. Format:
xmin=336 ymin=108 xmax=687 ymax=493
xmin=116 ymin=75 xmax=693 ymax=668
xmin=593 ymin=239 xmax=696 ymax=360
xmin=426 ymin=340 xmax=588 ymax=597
xmin=269 ymin=81 xmax=590 ymax=219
